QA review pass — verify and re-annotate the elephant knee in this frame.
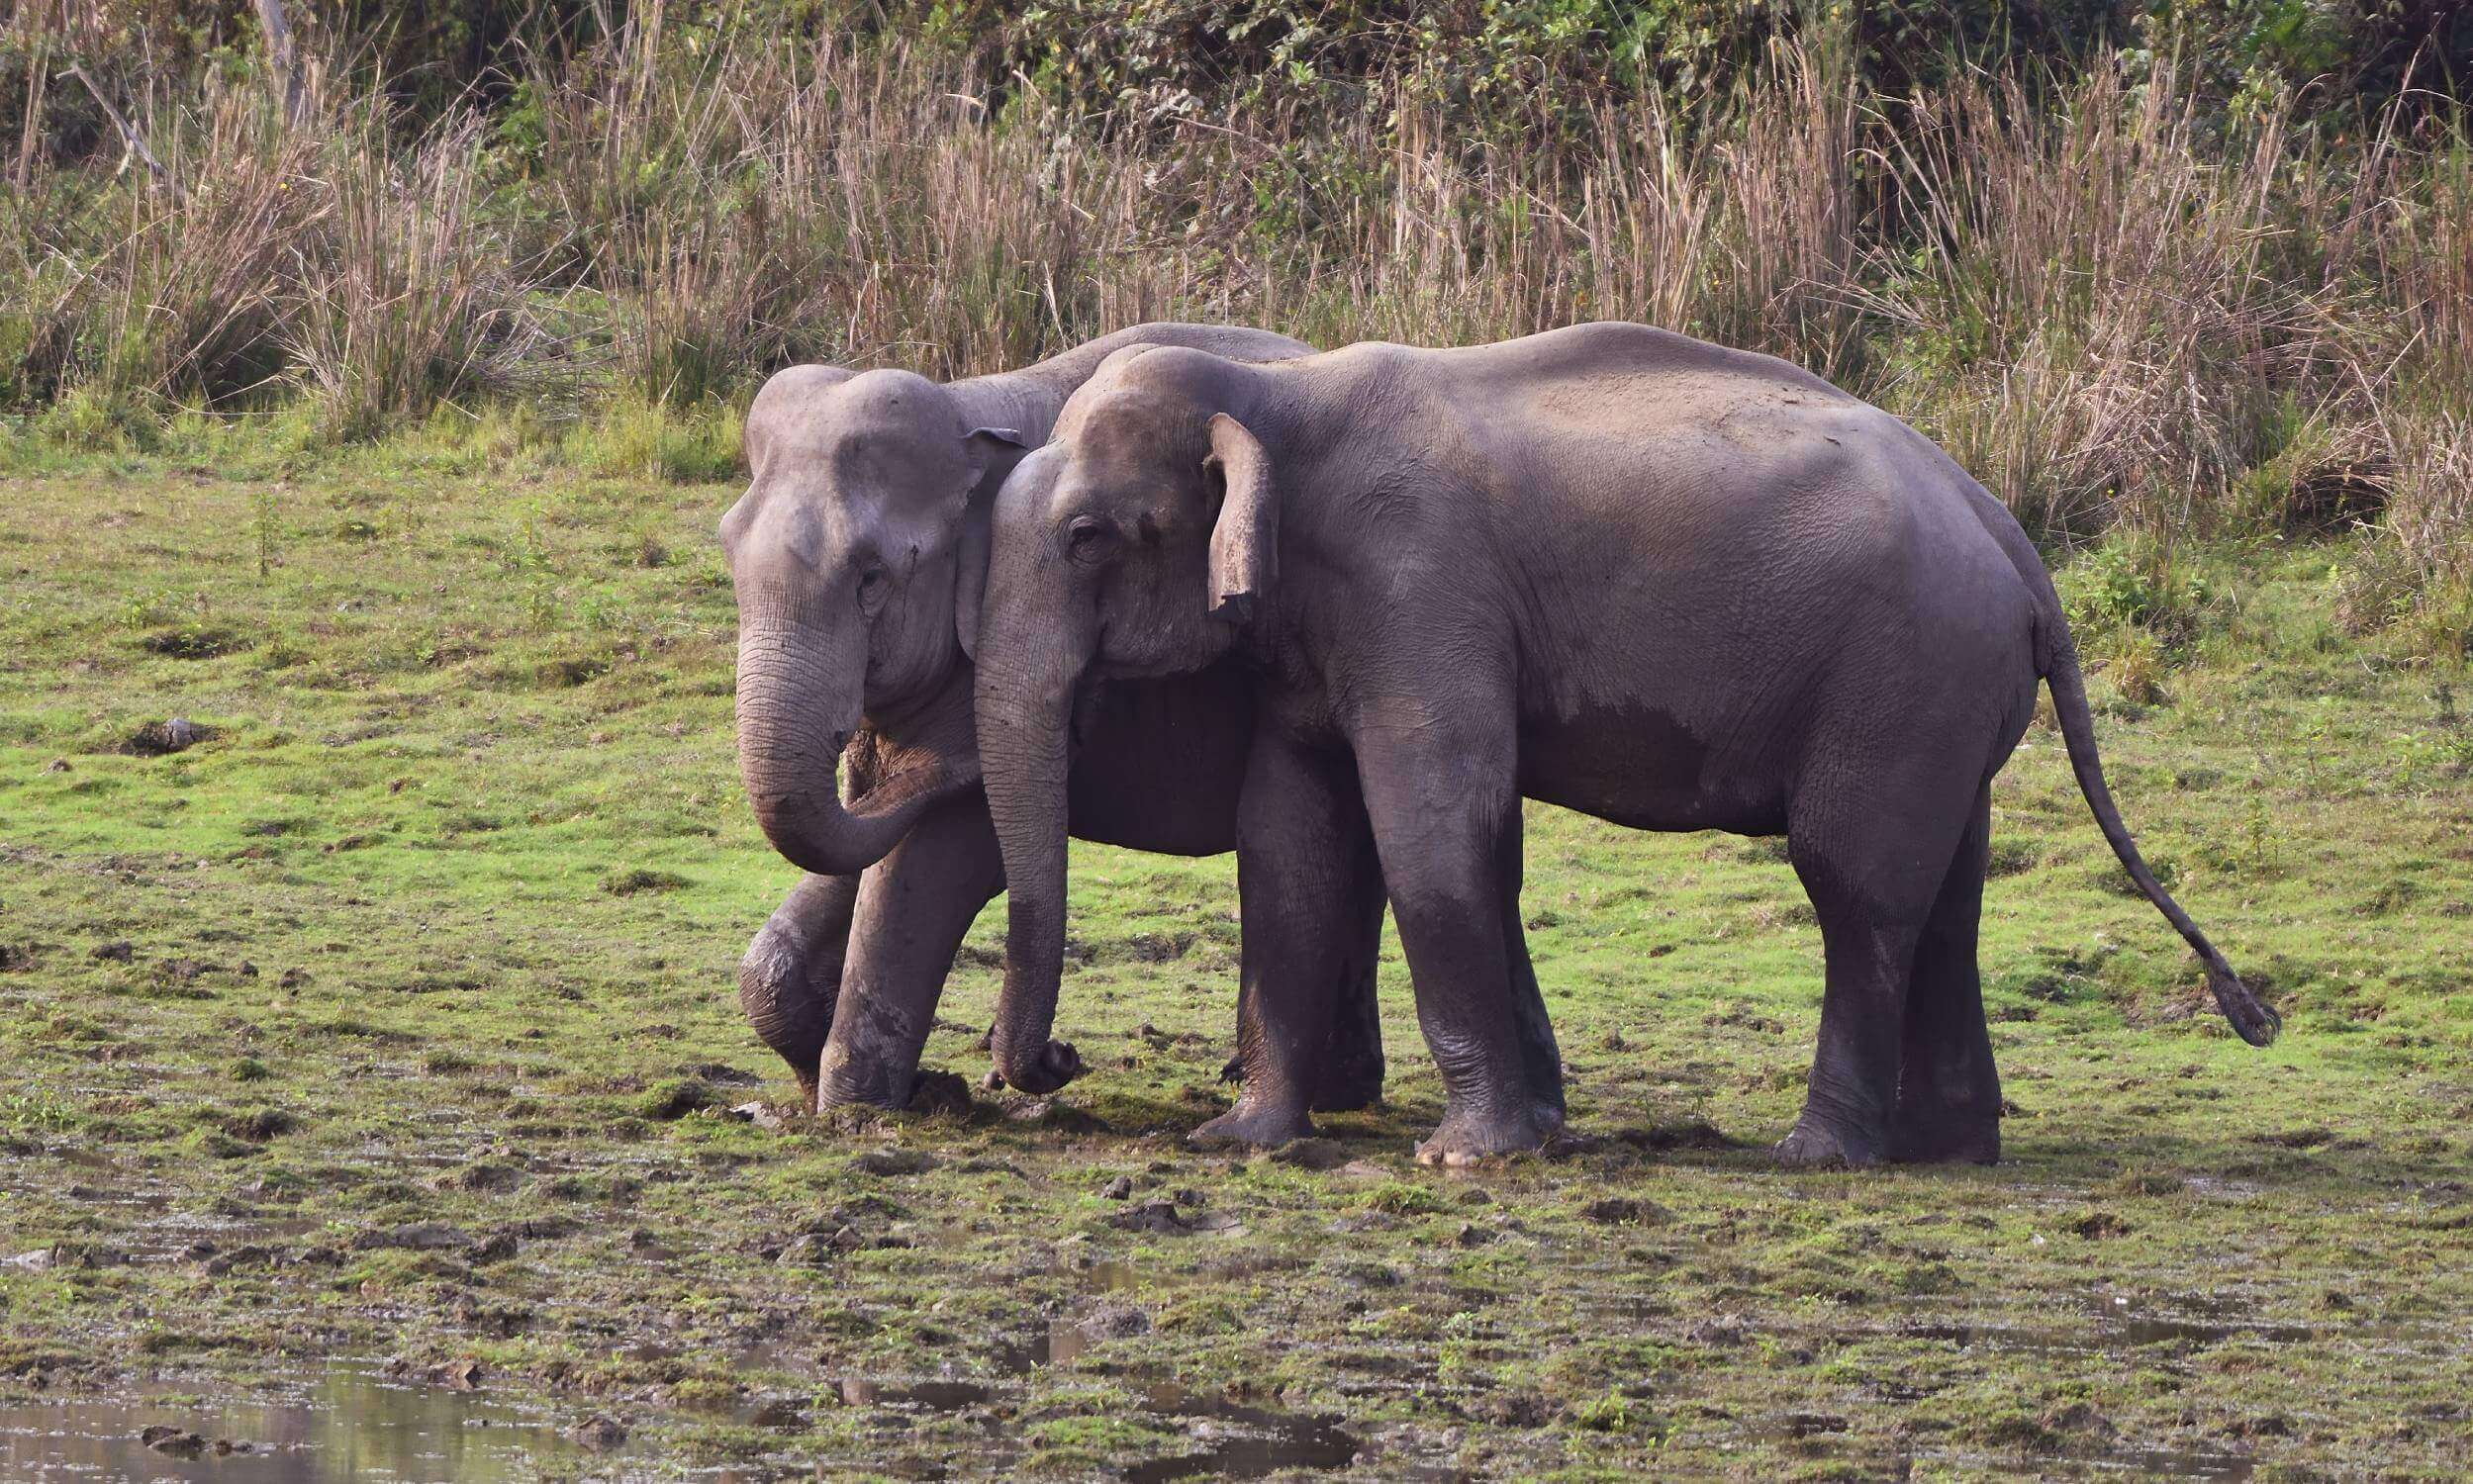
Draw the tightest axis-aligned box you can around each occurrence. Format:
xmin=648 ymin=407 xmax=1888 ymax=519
xmin=737 ymin=934 xmax=832 ymax=1087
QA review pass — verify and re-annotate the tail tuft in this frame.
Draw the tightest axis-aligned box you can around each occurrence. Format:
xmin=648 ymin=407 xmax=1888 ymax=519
xmin=2206 ymin=960 xmax=2281 ymax=1047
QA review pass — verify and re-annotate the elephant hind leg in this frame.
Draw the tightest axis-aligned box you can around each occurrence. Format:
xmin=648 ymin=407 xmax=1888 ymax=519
xmin=1308 ymin=877 xmax=1388 ymax=1112
xmin=1200 ymin=731 xmax=1373 ymax=1148
xmin=738 ymin=873 xmax=859 ymax=1107
xmin=1888 ymin=787 xmax=2003 ymax=1163
xmin=1499 ymin=815 xmax=1564 ymax=1130
xmin=1778 ymin=760 xmax=1982 ymax=1168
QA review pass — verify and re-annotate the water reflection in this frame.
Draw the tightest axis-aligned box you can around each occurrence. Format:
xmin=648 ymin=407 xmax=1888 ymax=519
xmin=0 ymin=1362 xmax=615 ymax=1482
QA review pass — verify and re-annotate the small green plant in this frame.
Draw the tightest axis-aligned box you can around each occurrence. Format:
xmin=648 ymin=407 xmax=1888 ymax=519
xmin=122 ymin=589 xmax=182 ymax=630
xmin=1 ymin=1092 xmax=74 ymax=1133
xmin=1570 ymin=1390 xmax=1641 ymax=1433
xmin=522 ymin=581 xmax=561 ymax=633
xmin=624 ymin=520 xmax=670 ymax=569
xmin=251 ymin=487 xmax=282 ymax=577
xmin=2059 ymin=539 xmax=2211 ymax=648
xmin=2240 ymin=785 xmax=2279 ymax=876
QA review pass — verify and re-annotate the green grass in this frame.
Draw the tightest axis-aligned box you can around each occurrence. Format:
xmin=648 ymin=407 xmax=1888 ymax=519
xmin=1 ymin=439 xmax=2469 ymax=1478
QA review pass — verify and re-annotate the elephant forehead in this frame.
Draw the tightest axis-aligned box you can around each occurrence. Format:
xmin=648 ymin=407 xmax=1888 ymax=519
xmin=823 ymin=424 xmax=962 ymax=497
xmin=756 ymin=375 xmax=963 ymax=494
xmin=1059 ymin=391 xmax=1204 ymax=473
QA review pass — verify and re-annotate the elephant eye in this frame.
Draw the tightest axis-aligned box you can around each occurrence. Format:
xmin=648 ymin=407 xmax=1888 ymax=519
xmin=856 ymin=563 xmax=893 ymax=613
xmin=1065 ymin=514 xmax=1122 ymax=565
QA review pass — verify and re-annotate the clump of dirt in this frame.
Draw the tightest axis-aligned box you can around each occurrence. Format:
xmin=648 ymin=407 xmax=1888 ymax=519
xmin=640 ymin=1076 xmax=719 ymax=1119
xmin=126 ymin=717 xmax=213 ymax=755
xmin=1268 ymin=1139 xmax=1352 ymax=1170
xmin=140 ymin=626 xmax=246 ymax=659
xmin=1580 ymin=1197 xmax=1673 ymax=1227
xmin=854 ymin=1149 xmax=939 ymax=1176
xmin=603 ymin=869 xmax=690 ymax=896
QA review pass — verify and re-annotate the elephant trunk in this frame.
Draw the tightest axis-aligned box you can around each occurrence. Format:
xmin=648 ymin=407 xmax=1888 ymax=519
xmin=734 ymin=608 xmax=947 ymax=877
xmin=974 ymin=556 xmax=1096 ymax=1095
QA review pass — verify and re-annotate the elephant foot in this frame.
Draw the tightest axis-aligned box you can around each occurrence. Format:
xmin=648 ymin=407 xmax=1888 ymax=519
xmin=1886 ymin=1104 xmax=2001 ymax=1165
xmin=1772 ymin=1112 xmax=1885 ymax=1169
xmin=1413 ymin=1103 xmax=1555 ymax=1167
xmin=816 ymin=1041 xmax=915 ymax=1113
xmin=1189 ymin=1099 xmax=1317 ymax=1151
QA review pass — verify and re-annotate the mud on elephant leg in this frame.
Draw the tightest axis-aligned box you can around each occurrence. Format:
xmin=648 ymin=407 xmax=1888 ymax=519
xmin=1212 ymin=858 xmax=1388 ymax=1113
xmin=1888 ymin=788 xmax=2003 ymax=1164
xmin=816 ymin=793 xmax=1003 ymax=1111
xmin=738 ymin=873 xmax=861 ymax=1107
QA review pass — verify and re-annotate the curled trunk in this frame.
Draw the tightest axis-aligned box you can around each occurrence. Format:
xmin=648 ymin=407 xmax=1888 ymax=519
xmin=734 ymin=613 xmax=950 ymax=877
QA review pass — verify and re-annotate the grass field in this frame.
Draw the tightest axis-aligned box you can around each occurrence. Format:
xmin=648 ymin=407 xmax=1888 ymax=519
xmin=3 ymin=431 xmax=2470 ymax=1479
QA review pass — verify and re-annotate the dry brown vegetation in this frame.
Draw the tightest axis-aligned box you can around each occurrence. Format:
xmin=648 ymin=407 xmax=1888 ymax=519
xmin=3 ymin=18 xmax=2468 ymax=631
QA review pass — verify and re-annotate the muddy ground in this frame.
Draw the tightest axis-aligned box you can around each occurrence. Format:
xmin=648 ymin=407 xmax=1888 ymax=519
xmin=3 ymin=451 xmax=2469 ymax=1479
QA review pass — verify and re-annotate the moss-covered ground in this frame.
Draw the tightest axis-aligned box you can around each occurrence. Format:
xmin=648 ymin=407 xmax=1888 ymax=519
xmin=2 ymin=429 xmax=2468 ymax=1479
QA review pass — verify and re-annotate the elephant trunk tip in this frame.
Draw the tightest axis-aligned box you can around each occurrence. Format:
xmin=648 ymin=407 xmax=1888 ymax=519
xmin=991 ymin=1019 xmax=1085 ymax=1096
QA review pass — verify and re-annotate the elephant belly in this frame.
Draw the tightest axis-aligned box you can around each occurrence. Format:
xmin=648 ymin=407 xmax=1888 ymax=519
xmin=1517 ymin=703 xmax=1790 ymax=837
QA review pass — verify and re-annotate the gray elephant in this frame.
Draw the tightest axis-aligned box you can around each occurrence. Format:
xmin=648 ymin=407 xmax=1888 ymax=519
xmin=724 ymin=324 xmax=1406 ymax=1112
xmin=969 ymin=322 xmax=2281 ymax=1166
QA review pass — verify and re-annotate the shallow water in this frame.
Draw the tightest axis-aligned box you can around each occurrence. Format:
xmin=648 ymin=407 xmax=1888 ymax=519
xmin=1122 ymin=1385 xmax=1360 ymax=1482
xmin=0 ymin=1362 xmax=618 ymax=1482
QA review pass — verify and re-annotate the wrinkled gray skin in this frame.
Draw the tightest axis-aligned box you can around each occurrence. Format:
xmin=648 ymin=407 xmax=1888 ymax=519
xmin=723 ymin=324 xmax=1395 ymax=1112
xmin=974 ymin=323 xmax=2281 ymax=1165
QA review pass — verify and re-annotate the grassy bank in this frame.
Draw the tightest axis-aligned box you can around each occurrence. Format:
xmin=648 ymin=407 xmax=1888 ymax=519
xmin=2 ymin=430 xmax=2468 ymax=1476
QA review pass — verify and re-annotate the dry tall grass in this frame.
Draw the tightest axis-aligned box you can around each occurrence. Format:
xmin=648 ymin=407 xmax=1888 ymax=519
xmin=3 ymin=25 xmax=2467 ymax=616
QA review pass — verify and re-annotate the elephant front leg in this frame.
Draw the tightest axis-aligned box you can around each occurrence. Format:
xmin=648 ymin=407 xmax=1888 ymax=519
xmin=1193 ymin=732 xmax=1375 ymax=1149
xmin=815 ymin=793 xmax=1004 ymax=1111
xmin=739 ymin=873 xmax=860 ymax=1108
xmin=1355 ymin=710 xmax=1560 ymax=1165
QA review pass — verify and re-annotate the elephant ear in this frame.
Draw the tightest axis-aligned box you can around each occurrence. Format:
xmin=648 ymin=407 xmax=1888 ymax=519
xmin=1204 ymin=413 xmax=1277 ymax=628
xmin=951 ymin=429 xmax=1026 ymax=664
xmin=959 ymin=426 xmax=1027 ymax=491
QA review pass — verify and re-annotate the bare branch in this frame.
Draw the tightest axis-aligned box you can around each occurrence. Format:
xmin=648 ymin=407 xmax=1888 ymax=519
xmin=65 ymin=63 xmax=173 ymax=194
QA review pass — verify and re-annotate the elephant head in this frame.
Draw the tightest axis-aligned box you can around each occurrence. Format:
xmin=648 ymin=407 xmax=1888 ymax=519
xmin=973 ymin=347 xmax=1278 ymax=1092
xmin=721 ymin=364 xmax=1028 ymax=877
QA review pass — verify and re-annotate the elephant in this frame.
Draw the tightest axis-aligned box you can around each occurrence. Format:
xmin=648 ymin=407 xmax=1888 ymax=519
xmin=724 ymin=323 xmax=1405 ymax=1113
xmin=969 ymin=322 xmax=2282 ymax=1166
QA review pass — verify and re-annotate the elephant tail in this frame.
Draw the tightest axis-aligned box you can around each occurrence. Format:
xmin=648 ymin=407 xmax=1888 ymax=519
xmin=2044 ymin=624 xmax=2281 ymax=1047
